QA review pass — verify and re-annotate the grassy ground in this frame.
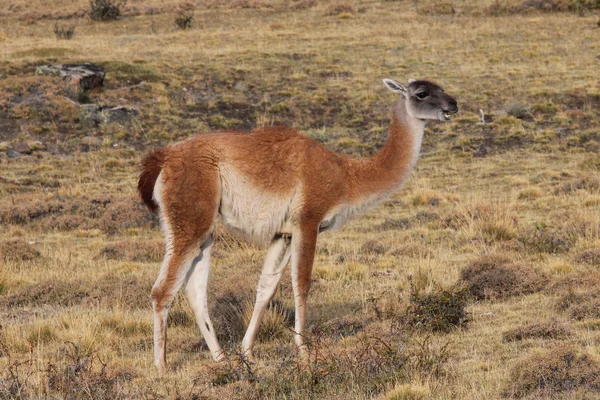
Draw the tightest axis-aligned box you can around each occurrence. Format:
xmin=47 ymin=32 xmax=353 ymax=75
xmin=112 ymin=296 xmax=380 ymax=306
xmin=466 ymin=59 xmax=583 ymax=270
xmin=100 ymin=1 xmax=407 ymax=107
xmin=1 ymin=0 xmax=600 ymax=398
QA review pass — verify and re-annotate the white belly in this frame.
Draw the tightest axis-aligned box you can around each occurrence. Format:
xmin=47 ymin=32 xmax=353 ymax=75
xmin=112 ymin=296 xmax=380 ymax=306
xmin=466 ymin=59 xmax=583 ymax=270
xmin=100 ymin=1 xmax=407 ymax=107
xmin=219 ymin=166 xmax=296 ymax=244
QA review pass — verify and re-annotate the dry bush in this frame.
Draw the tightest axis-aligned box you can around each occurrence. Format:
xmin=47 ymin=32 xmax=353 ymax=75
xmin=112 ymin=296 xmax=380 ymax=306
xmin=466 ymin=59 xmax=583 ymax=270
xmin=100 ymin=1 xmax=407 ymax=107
xmin=53 ymin=23 xmax=75 ymax=40
xmin=460 ymin=254 xmax=548 ymax=300
xmin=0 ymin=240 xmax=41 ymax=262
xmin=405 ymin=285 xmax=469 ymax=333
xmin=574 ymin=248 xmax=600 ymax=265
xmin=291 ymin=0 xmax=317 ymax=10
xmin=46 ymin=342 xmax=136 ymax=399
xmin=502 ymin=321 xmax=571 ymax=342
xmin=557 ymin=291 xmax=600 ymax=320
xmin=326 ymin=3 xmax=355 ymax=15
xmin=504 ymin=347 xmax=600 ymax=398
xmin=174 ymin=13 xmax=193 ymax=29
xmin=89 ymin=0 xmax=127 ymax=21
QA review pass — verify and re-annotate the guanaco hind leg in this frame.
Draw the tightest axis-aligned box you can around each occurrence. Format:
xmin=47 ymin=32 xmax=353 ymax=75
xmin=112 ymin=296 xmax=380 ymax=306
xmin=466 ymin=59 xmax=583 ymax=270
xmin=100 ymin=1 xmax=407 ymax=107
xmin=184 ymin=237 xmax=225 ymax=362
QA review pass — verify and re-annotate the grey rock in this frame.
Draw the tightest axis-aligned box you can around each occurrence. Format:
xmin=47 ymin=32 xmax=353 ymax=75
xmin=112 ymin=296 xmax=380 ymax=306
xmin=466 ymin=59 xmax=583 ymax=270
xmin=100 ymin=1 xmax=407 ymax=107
xmin=7 ymin=149 xmax=20 ymax=158
xmin=12 ymin=142 xmax=31 ymax=154
xmin=234 ymin=82 xmax=249 ymax=92
xmin=36 ymin=63 xmax=105 ymax=91
xmin=79 ymin=105 xmax=139 ymax=128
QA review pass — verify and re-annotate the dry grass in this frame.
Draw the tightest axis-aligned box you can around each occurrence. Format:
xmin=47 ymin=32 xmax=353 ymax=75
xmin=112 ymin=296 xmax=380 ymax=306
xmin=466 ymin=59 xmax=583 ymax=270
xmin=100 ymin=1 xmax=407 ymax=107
xmin=1 ymin=0 xmax=600 ymax=398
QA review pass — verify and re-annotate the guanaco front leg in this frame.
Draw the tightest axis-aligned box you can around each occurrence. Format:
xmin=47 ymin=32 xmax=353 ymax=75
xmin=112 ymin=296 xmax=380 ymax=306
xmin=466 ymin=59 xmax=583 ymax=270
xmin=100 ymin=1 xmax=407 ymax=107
xmin=241 ymin=235 xmax=292 ymax=362
xmin=290 ymin=224 xmax=318 ymax=359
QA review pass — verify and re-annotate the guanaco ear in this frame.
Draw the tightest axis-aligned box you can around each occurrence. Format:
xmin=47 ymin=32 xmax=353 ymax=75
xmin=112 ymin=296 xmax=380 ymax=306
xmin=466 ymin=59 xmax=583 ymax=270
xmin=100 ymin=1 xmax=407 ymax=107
xmin=383 ymin=78 xmax=406 ymax=94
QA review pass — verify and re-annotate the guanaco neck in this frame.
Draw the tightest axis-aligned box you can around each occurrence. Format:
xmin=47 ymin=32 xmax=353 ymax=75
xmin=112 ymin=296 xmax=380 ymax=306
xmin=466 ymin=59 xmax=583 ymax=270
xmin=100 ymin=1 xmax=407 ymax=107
xmin=346 ymin=96 xmax=426 ymax=203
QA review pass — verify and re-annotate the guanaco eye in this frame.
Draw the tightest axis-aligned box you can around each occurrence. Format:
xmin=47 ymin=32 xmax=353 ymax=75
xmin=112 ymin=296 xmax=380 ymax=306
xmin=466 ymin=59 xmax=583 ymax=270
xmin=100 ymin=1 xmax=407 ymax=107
xmin=416 ymin=92 xmax=429 ymax=100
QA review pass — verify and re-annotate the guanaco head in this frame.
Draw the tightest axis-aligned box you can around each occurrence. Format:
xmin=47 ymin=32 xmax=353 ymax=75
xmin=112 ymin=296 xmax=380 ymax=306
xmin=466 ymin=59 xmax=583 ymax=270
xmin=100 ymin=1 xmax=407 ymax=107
xmin=383 ymin=78 xmax=458 ymax=121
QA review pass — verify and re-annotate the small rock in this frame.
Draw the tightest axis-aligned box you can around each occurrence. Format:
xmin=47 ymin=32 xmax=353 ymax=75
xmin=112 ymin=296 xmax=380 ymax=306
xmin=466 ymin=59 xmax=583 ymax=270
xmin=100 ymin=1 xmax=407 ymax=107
xmin=12 ymin=142 xmax=32 ymax=154
xmin=81 ymin=136 xmax=102 ymax=146
xmin=234 ymin=82 xmax=249 ymax=92
xmin=79 ymin=105 xmax=139 ymax=128
xmin=7 ymin=149 xmax=20 ymax=158
xmin=36 ymin=63 xmax=105 ymax=92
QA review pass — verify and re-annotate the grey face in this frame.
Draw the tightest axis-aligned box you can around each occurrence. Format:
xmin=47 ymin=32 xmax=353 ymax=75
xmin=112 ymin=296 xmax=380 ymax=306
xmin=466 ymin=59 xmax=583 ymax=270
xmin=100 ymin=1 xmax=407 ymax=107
xmin=383 ymin=78 xmax=459 ymax=121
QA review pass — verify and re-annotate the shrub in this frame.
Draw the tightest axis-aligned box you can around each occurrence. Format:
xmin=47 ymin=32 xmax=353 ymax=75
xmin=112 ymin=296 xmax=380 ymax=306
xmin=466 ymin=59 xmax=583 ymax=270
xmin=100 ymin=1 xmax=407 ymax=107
xmin=557 ymin=291 xmax=600 ymax=320
xmin=460 ymin=254 xmax=548 ymax=300
xmin=175 ymin=13 xmax=194 ymax=29
xmin=405 ymin=285 xmax=469 ymax=333
xmin=502 ymin=321 xmax=571 ymax=342
xmin=504 ymin=347 xmax=600 ymax=398
xmin=53 ymin=23 xmax=75 ymax=40
xmin=89 ymin=0 xmax=126 ymax=21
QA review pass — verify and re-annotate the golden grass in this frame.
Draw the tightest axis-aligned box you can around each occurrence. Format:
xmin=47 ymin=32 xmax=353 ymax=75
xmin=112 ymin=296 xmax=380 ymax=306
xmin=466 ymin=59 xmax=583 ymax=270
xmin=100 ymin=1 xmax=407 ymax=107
xmin=1 ymin=0 xmax=600 ymax=398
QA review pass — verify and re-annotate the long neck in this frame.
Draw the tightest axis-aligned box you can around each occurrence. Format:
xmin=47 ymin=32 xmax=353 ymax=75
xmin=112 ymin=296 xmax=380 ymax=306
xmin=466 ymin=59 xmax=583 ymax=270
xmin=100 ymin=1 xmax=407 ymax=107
xmin=347 ymin=96 xmax=426 ymax=203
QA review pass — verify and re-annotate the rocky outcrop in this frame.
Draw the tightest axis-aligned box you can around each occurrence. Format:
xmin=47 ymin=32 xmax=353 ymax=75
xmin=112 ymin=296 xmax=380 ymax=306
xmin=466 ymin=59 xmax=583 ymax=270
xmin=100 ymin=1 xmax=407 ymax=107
xmin=35 ymin=63 xmax=105 ymax=92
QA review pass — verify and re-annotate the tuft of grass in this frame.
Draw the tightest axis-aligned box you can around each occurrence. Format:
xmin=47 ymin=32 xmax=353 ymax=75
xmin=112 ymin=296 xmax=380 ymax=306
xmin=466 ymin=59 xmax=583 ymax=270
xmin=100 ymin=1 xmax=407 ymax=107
xmin=461 ymin=254 xmax=548 ymax=300
xmin=53 ymin=23 xmax=75 ymax=40
xmin=504 ymin=346 xmax=600 ymax=398
xmin=27 ymin=324 xmax=58 ymax=344
xmin=383 ymin=383 xmax=430 ymax=400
